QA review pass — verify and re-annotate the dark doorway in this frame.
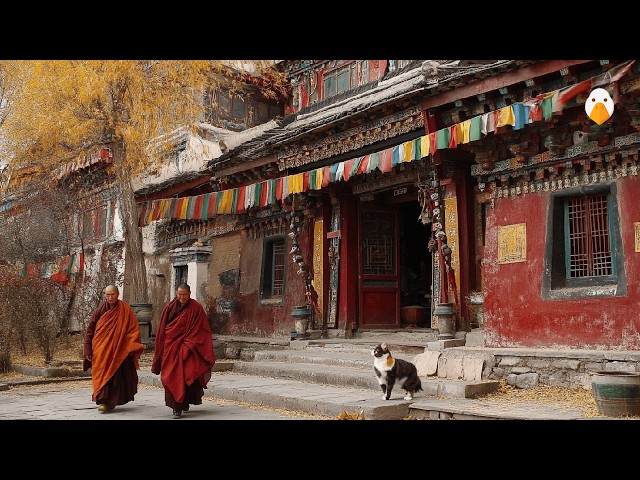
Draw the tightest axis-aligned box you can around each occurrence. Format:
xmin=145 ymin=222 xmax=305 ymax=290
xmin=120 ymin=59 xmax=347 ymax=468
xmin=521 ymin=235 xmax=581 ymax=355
xmin=174 ymin=265 xmax=188 ymax=290
xmin=400 ymin=201 xmax=432 ymax=311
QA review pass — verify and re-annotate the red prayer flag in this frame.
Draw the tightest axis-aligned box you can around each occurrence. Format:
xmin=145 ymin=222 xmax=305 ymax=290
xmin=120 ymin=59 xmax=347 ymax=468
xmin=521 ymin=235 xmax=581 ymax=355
xmin=343 ymin=159 xmax=354 ymax=181
xmin=379 ymin=148 xmax=393 ymax=173
xmin=429 ymin=132 xmax=438 ymax=155
xmin=259 ymin=181 xmax=268 ymax=207
xmin=321 ymin=166 xmax=331 ymax=187
xmin=357 ymin=155 xmax=369 ymax=175
xmin=207 ymin=193 xmax=216 ymax=217
xmin=192 ymin=195 xmax=204 ymax=219
xmin=553 ymin=60 xmax=635 ymax=113
xmin=448 ymin=125 xmax=458 ymax=149
xmin=236 ymin=186 xmax=246 ymax=213
xmin=302 ymin=171 xmax=310 ymax=192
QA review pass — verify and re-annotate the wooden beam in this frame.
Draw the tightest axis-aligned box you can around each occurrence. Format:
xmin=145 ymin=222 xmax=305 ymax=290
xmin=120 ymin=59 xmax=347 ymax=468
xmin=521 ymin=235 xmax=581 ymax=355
xmin=214 ymin=153 xmax=278 ymax=178
xmin=136 ymin=176 xmax=211 ymax=202
xmin=421 ymin=60 xmax=594 ymax=111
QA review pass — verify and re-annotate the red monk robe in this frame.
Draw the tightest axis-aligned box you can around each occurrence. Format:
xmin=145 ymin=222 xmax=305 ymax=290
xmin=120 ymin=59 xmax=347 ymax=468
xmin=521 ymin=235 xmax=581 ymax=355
xmin=151 ymin=296 xmax=216 ymax=411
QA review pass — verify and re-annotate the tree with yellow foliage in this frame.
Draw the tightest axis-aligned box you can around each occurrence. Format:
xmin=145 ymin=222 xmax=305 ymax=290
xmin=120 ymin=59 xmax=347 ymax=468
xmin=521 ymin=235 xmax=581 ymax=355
xmin=0 ymin=60 xmax=286 ymax=305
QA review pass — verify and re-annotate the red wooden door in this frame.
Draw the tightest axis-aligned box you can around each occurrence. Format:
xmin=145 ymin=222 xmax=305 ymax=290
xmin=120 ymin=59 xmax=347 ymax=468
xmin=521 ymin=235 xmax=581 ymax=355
xmin=358 ymin=204 xmax=400 ymax=328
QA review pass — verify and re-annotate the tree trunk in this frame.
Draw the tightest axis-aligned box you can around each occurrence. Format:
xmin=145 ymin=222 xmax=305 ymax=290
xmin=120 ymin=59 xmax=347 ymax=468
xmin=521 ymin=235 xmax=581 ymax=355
xmin=113 ymin=140 xmax=149 ymax=304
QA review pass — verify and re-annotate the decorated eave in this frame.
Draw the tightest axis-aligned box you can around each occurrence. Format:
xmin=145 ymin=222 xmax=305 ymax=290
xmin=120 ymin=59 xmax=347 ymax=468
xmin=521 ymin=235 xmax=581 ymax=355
xmin=208 ymin=60 xmax=531 ymax=185
xmin=138 ymin=60 xmax=639 ymax=228
xmin=56 ymin=147 xmax=113 ymax=179
xmin=134 ymin=171 xmax=212 ymax=199
xmin=209 ymin=62 xmax=430 ymax=174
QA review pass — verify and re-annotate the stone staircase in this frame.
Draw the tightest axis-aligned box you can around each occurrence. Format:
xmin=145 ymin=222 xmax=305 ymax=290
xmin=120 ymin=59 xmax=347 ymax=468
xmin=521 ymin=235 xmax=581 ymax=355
xmin=190 ymin=332 xmax=502 ymax=420
xmin=177 ymin=329 xmax=640 ymax=420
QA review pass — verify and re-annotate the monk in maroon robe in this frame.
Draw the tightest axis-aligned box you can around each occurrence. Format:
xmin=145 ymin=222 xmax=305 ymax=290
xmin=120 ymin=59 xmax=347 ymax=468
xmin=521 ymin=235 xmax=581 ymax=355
xmin=151 ymin=283 xmax=216 ymax=418
xmin=83 ymin=284 xmax=144 ymax=412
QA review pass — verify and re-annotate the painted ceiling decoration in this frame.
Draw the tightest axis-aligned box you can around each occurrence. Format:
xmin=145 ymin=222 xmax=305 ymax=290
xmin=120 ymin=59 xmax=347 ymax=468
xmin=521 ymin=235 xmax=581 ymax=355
xmin=138 ymin=61 xmax=635 ymax=227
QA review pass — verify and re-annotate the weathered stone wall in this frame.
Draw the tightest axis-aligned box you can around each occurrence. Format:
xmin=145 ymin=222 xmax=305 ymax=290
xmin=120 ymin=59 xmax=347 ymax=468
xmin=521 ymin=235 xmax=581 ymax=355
xmin=444 ymin=347 xmax=640 ymax=390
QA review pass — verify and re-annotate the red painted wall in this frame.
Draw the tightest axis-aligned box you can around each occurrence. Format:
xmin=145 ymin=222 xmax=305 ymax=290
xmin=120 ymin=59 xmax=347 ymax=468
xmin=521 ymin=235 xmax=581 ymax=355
xmin=227 ymin=225 xmax=312 ymax=337
xmin=483 ymin=176 xmax=640 ymax=350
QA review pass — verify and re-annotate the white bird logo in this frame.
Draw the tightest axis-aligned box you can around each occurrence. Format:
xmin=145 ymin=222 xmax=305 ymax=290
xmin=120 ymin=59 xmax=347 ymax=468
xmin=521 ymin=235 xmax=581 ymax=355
xmin=585 ymin=87 xmax=614 ymax=125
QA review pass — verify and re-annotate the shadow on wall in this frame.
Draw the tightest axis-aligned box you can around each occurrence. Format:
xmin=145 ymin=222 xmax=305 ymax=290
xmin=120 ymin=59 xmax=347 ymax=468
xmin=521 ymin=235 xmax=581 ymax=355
xmin=205 ymin=269 xmax=240 ymax=333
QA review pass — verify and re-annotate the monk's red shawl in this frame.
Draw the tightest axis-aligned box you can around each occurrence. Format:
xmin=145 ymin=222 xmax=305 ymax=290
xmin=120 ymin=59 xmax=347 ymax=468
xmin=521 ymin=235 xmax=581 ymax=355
xmin=151 ymin=298 xmax=216 ymax=403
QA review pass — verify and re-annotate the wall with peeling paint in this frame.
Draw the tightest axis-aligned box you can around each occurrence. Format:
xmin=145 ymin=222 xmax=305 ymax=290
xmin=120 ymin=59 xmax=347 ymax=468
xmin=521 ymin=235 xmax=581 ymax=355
xmin=483 ymin=175 xmax=640 ymax=350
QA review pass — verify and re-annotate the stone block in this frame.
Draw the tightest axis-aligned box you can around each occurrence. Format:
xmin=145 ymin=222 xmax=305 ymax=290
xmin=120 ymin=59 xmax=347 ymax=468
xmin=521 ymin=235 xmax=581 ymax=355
xmin=461 ymin=357 xmax=484 ymax=381
xmin=413 ymin=351 xmax=440 ymax=377
xmin=465 ymin=330 xmax=484 ymax=347
xmin=445 ymin=357 xmax=464 ymax=380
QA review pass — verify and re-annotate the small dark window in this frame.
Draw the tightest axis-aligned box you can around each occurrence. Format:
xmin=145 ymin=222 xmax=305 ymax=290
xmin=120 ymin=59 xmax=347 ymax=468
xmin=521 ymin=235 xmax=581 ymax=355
xmin=254 ymin=100 xmax=282 ymax=125
xmin=231 ymin=95 xmax=246 ymax=121
xmin=81 ymin=202 xmax=109 ymax=242
xmin=82 ymin=209 xmax=94 ymax=240
xmin=261 ymin=236 xmax=285 ymax=299
xmin=175 ymin=265 xmax=188 ymax=290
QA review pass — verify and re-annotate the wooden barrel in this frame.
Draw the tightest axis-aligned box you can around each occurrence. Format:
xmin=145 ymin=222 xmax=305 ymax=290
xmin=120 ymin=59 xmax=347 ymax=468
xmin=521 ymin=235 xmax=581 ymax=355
xmin=591 ymin=372 xmax=640 ymax=417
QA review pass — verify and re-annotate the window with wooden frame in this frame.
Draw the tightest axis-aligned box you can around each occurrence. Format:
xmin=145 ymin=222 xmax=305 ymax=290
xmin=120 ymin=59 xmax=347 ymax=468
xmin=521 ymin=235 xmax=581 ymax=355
xmin=254 ymin=100 xmax=282 ymax=125
xmin=79 ymin=200 xmax=112 ymax=243
xmin=203 ymin=87 xmax=281 ymax=129
xmin=389 ymin=60 xmax=412 ymax=73
xmin=202 ymin=88 xmax=246 ymax=128
xmin=260 ymin=236 xmax=286 ymax=301
xmin=174 ymin=265 xmax=188 ymax=290
xmin=544 ymin=185 xmax=626 ymax=298
xmin=322 ymin=62 xmax=358 ymax=100
xmin=219 ymin=90 xmax=246 ymax=122
xmin=565 ymin=193 xmax=613 ymax=279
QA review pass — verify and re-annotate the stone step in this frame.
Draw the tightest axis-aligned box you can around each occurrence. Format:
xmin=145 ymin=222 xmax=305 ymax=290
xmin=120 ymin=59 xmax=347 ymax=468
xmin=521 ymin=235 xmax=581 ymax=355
xmin=233 ymin=360 xmax=392 ymax=390
xmin=245 ymin=347 xmax=499 ymax=395
xmin=251 ymin=347 xmax=412 ymax=369
xmin=138 ymin=369 xmax=412 ymax=420
xmin=304 ymin=340 xmax=427 ymax=356
xmin=209 ymin=373 xmax=413 ymax=420
xmin=408 ymin=397 xmax=587 ymax=420
xmin=204 ymin=335 xmax=637 ymax=419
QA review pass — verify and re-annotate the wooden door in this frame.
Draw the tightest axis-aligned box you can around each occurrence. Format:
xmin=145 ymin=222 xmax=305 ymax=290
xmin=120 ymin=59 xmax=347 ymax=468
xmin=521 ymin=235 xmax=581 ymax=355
xmin=358 ymin=205 xmax=400 ymax=328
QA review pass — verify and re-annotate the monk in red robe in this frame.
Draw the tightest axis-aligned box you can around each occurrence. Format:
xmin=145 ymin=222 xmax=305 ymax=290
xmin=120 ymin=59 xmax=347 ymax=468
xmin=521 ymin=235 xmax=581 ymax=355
xmin=152 ymin=283 xmax=216 ymax=418
xmin=83 ymin=284 xmax=144 ymax=412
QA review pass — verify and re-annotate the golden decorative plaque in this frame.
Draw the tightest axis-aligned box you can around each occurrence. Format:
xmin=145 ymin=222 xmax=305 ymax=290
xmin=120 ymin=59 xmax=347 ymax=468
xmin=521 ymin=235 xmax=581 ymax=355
xmin=635 ymin=222 xmax=640 ymax=253
xmin=498 ymin=223 xmax=527 ymax=264
xmin=444 ymin=197 xmax=460 ymax=305
xmin=313 ymin=219 xmax=324 ymax=315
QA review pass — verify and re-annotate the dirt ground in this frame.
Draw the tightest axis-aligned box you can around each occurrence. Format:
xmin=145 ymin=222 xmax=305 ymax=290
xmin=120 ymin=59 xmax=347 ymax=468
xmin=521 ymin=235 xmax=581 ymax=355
xmin=0 ymin=334 xmax=626 ymax=419
xmin=0 ymin=334 xmax=155 ymax=382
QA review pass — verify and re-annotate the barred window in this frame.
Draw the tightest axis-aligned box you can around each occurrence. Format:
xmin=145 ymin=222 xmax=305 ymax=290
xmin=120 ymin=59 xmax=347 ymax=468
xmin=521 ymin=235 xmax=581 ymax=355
xmin=261 ymin=236 xmax=285 ymax=300
xmin=544 ymin=186 xmax=624 ymax=298
xmin=566 ymin=194 xmax=613 ymax=278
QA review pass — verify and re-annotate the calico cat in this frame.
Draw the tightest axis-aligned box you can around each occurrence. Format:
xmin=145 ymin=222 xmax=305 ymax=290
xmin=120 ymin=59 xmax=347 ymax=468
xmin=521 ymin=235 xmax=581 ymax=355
xmin=372 ymin=342 xmax=423 ymax=401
